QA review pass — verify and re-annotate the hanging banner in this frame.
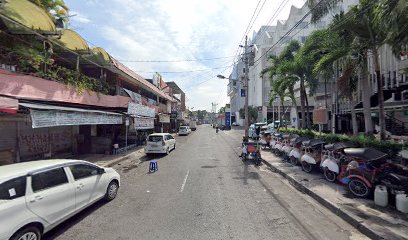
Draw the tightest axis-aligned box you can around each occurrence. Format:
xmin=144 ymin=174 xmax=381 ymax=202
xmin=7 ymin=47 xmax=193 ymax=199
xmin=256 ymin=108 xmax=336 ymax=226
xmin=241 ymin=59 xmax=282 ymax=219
xmin=123 ymin=89 xmax=142 ymax=104
xmin=225 ymin=112 xmax=231 ymax=127
xmin=159 ymin=114 xmax=170 ymax=123
xmin=127 ymin=102 xmax=156 ymax=117
xmin=30 ymin=110 xmax=122 ymax=128
xmin=134 ymin=117 xmax=154 ymax=130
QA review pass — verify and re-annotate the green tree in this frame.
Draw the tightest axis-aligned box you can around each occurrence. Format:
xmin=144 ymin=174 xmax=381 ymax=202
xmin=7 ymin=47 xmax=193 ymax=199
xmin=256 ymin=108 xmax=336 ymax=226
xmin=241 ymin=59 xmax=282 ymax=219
xmin=307 ymin=0 xmax=408 ymax=139
xmin=29 ymin=0 xmax=69 ymax=22
xmin=239 ymin=106 xmax=258 ymax=124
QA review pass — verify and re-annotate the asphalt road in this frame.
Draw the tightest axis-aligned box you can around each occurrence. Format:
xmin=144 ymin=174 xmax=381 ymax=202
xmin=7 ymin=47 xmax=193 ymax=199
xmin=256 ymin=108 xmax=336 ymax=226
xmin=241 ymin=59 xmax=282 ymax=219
xmin=46 ymin=125 xmax=368 ymax=240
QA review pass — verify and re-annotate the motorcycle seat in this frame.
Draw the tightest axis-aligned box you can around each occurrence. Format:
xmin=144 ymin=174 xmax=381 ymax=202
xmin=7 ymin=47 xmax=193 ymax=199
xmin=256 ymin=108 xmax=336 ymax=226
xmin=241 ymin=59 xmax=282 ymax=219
xmin=344 ymin=148 xmax=387 ymax=161
xmin=333 ymin=142 xmax=355 ymax=152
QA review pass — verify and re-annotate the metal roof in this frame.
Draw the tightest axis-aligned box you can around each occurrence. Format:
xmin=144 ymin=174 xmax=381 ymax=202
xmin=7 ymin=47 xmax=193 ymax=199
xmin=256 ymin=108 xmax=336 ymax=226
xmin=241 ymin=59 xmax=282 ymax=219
xmin=59 ymin=29 xmax=90 ymax=51
xmin=0 ymin=0 xmax=56 ymax=33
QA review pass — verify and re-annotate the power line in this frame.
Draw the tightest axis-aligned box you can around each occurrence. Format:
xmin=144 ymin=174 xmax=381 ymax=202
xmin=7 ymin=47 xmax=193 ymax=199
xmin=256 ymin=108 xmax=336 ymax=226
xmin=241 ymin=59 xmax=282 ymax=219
xmin=134 ymin=64 xmax=234 ymax=74
xmin=251 ymin=0 xmax=290 ymax=45
xmin=251 ymin=0 xmax=326 ymax=67
xmin=252 ymin=0 xmax=377 ymax=69
xmin=115 ymin=55 xmax=235 ymax=63
xmin=230 ymin=0 xmax=263 ymax=68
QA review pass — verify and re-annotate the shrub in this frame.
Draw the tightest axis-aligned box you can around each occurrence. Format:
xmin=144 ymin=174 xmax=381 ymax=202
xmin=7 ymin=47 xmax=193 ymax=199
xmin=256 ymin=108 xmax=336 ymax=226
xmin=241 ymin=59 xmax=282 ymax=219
xmin=277 ymin=128 xmax=404 ymax=157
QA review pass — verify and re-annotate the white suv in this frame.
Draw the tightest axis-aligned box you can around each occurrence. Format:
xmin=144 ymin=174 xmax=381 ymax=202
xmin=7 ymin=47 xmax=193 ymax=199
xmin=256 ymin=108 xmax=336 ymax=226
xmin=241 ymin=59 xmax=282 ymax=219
xmin=0 ymin=159 xmax=120 ymax=240
xmin=144 ymin=133 xmax=176 ymax=155
xmin=178 ymin=126 xmax=189 ymax=136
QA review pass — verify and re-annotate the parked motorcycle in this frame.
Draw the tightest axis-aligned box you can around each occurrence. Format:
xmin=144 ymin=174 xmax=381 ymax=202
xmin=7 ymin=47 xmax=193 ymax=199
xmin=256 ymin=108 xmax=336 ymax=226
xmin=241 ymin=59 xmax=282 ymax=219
xmin=320 ymin=142 xmax=355 ymax=182
xmin=288 ymin=136 xmax=310 ymax=166
xmin=300 ymin=139 xmax=326 ymax=173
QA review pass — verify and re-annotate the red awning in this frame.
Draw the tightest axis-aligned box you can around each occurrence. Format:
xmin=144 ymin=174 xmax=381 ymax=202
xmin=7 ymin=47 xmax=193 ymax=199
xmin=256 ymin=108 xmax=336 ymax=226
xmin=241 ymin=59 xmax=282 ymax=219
xmin=0 ymin=96 xmax=18 ymax=113
xmin=0 ymin=70 xmax=131 ymax=108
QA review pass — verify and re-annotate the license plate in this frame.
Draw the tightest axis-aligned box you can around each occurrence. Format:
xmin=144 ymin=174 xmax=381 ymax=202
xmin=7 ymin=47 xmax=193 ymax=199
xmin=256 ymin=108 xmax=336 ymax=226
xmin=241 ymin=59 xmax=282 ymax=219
xmin=150 ymin=144 xmax=158 ymax=147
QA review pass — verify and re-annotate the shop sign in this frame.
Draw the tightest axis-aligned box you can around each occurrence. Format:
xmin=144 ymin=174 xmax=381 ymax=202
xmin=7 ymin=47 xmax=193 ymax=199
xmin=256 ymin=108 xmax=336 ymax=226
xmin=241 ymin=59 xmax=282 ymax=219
xmin=159 ymin=114 xmax=170 ymax=123
xmin=313 ymin=108 xmax=328 ymax=124
xmin=225 ymin=112 xmax=231 ymax=127
xmin=134 ymin=117 xmax=154 ymax=130
xmin=128 ymin=102 xmax=156 ymax=117
xmin=31 ymin=110 xmax=122 ymax=128
xmin=241 ymin=89 xmax=245 ymax=97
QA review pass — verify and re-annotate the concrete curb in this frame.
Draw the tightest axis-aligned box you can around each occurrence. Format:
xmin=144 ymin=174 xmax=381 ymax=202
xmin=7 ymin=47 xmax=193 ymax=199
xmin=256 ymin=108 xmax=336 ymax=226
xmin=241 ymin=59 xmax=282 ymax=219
xmin=262 ymin=159 xmax=384 ymax=240
xmin=101 ymin=147 xmax=144 ymax=168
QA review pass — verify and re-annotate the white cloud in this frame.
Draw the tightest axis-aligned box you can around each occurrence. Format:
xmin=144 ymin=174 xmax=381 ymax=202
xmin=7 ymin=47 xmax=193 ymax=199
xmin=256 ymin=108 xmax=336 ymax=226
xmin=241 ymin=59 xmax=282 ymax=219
xmin=66 ymin=0 xmax=306 ymax=111
xmin=70 ymin=11 xmax=91 ymax=23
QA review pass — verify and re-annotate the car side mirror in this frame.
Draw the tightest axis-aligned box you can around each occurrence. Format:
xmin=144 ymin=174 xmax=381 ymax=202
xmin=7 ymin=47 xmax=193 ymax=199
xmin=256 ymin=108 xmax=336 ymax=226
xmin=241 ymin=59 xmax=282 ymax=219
xmin=98 ymin=168 xmax=105 ymax=174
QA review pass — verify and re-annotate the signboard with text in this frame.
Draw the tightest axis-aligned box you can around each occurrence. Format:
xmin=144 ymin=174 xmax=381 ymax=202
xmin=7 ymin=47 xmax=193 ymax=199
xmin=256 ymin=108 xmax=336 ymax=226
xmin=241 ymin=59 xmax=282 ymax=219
xmin=159 ymin=114 xmax=170 ymax=123
xmin=31 ymin=110 xmax=122 ymax=128
xmin=225 ymin=112 xmax=231 ymax=127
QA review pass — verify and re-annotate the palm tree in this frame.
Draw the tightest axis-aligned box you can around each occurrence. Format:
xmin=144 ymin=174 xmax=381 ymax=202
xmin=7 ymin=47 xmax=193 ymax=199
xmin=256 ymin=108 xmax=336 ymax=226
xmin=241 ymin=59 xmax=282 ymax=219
xmin=307 ymin=0 xmax=408 ymax=139
xmin=261 ymin=41 xmax=307 ymax=128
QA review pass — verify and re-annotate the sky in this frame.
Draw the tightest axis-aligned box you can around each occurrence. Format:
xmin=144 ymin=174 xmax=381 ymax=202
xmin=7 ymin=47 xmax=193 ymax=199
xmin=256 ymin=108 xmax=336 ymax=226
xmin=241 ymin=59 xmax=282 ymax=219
xmin=65 ymin=0 xmax=305 ymax=112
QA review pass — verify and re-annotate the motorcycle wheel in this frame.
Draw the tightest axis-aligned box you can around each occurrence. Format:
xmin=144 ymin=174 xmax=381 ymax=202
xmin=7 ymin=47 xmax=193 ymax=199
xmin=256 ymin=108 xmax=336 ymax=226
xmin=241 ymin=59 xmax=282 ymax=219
xmin=301 ymin=161 xmax=313 ymax=173
xmin=290 ymin=156 xmax=298 ymax=166
xmin=324 ymin=168 xmax=337 ymax=182
xmin=348 ymin=178 xmax=371 ymax=198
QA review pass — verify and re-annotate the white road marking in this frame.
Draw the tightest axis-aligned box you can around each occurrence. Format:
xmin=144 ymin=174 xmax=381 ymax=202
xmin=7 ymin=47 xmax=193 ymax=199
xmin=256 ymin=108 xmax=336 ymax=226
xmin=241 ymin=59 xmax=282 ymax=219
xmin=180 ymin=170 xmax=190 ymax=193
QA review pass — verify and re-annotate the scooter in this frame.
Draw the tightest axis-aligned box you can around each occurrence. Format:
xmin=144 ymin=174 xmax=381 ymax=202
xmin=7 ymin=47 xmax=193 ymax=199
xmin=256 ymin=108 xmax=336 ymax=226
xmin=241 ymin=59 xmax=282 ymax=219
xmin=300 ymin=139 xmax=326 ymax=173
xmin=288 ymin=136 xmax=310 ymax=166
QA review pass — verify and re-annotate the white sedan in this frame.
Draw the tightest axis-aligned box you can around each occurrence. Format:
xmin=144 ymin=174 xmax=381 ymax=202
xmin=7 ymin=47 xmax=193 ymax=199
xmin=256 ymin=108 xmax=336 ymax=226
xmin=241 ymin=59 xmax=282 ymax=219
xmin=0 ymin=159 xmax=120 ymax=240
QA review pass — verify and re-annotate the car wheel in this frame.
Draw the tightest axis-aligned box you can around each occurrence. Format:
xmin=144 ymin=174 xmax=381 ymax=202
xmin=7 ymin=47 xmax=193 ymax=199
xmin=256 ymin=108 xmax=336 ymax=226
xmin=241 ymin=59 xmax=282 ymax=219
xmin=348 ymin=178 xmax=371 ymax=198
xmin=104 ymin=181 xmax=119 ymax=201
xmin=173 ymin=143 xmax=176 ymax=150
xmin=166 ymin=147 xmax=170 ymax=155
xmin=324 ymin=168 xmax=337 ymax=182
xmin=11 ymin=226 xmax=41 ymax=240
xmin=301 ymin=161 xmax=313 ymax=173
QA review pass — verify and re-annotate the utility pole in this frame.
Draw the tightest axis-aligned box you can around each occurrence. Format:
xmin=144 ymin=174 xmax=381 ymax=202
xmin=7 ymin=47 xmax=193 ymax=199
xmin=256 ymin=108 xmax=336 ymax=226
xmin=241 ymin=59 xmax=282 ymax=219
xmin=243 ymin=36 xmax=250 ymax=138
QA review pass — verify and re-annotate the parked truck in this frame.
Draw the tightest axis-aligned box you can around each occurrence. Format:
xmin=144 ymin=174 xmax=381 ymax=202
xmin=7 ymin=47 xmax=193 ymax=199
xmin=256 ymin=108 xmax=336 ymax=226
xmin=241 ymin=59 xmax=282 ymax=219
xmin=189 ymin=120 xmax=197 ymax=131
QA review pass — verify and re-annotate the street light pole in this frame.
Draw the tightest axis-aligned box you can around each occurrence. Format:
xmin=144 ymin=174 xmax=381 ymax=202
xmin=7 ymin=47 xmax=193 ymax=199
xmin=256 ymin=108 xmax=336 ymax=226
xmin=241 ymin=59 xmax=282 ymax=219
xmin=243 ymin=36 xmax=249 ymax=138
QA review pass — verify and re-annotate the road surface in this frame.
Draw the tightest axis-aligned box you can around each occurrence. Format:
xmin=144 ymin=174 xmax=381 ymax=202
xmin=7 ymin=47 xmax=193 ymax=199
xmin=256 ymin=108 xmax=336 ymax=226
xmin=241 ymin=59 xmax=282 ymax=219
xmin=46 ymin=125 xmax=367 ymax=240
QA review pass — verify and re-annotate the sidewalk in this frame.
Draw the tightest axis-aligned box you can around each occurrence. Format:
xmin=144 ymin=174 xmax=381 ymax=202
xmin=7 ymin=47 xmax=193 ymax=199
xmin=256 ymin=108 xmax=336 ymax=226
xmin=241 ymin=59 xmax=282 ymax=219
xmin=261 ymin=150 xmax=408 ymax=240
xmin=77 ymin=146 xmax=145 ymax=167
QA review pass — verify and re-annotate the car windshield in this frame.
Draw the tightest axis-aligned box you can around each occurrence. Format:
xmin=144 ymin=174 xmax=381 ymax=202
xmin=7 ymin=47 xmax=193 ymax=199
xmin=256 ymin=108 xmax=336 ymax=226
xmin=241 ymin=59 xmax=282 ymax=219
xmin=180 ymin=127 xmax=187 ymax=130
xmin=148 ymin=136 xmax=163 ymax=142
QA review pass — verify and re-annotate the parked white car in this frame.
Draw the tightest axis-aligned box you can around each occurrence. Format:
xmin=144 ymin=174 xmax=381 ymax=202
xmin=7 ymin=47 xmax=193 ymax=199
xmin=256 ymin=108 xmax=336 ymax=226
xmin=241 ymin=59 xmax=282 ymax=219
xmin=0 ymin=159 xmax=120 ymax=240
xmin=144 ymin=133 xmax=176 ymax=155
xmin=178 ymin=126 xmax=190 ymax=136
